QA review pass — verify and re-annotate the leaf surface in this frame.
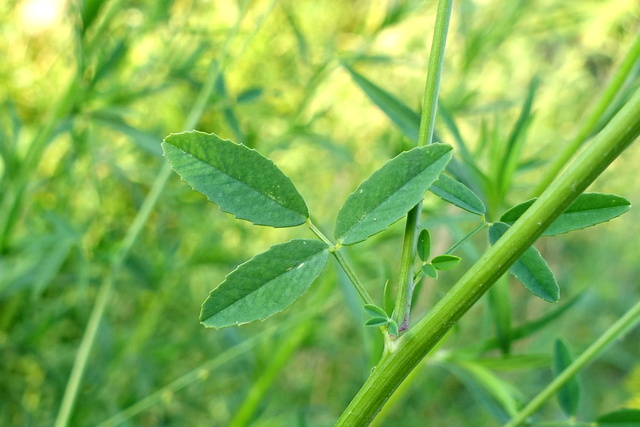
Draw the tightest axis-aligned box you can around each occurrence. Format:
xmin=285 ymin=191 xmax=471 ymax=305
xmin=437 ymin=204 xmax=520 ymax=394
xmin=200 ymin=239 xmax=329 ymax=328
xmin=429 ymin=174 xmax=486 ymax=215
xmin=163 ymin=131 xmax=308 ymax=227
xmin=597 ymin=408 xmax=640 ymax=426
xmin=335 ymin=144 xmax=453 ymax=245
xmin=343 ymin=64 xmax=420 ymax=142
xmin=431 ymin=254 xmax=461 ymax=271
xmin=554 ymin=339 xmax=580 ymax=417
xmin=417 ymin=229 xmax=431 ymax=262
xmin=500 ymin=193 xmax=630 ymax=236
xmin=488 ymin=222 xmax=559 ymax=302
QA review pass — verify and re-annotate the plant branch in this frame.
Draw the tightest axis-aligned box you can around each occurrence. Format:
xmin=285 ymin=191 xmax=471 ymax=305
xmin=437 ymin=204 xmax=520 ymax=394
xmin=393 ymin=0 xmax=453 ymax=334
xmin=504 ymin=298 xmax=640 ymax=427
xmin=334 ymin=84 xmax=640 ymax=426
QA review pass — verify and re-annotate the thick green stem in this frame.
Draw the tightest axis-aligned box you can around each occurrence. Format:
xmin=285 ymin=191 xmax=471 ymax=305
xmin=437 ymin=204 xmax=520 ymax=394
xmin=532 ymin=34 xmax=640 ymax=196
xmin=394 ymin=0 xmax=453 ymax=335
xmin=335 ymin=84 xmax=640 ymax=427
xmin=504 ymin=298 xmax=640 ymax=427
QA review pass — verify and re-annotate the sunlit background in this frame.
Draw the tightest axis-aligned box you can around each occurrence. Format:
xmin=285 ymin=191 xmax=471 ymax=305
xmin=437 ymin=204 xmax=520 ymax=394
xmin=2 ymin=0 xmax=640 ymax=425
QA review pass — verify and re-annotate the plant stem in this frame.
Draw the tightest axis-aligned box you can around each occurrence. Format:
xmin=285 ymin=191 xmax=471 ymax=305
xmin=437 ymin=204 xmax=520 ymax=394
xmin=394 ymin=0 xmax=453 ymax=334
xmin=333 ymin=249 xmax=375 ymax=306
xmin=504 ymin=298 xmax=640 ymax=427
xmin=55 ymin=164 xmax=173 ymax=427
xmin=308 ymin=220 xmax=375 ymax=306
xmin=412 ymin=221 xmax=488 ymax=284
xmin=417 ymin=0 xmax=453 ymax=148
xmin=53 ymin=4 xmax=255 ymax=421
xmin=394 ymin=205 xmax=421 ymax=332
xmin=308 ymin=219 xmax=335 ymax=247
xmin=97 ymin=296 xmax=339 ymax=427
xmin=445 ymin=221 xmax=488 ymax=254
xmin=532 ymin=34 xmax=640 ymax=197
xmin=335 ymin=83 xmax=640 ymax=427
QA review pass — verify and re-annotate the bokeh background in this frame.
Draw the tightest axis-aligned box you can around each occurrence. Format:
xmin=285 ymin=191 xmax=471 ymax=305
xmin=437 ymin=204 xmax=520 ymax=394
xmin=1 ymin=0 xmax=640 ymax=425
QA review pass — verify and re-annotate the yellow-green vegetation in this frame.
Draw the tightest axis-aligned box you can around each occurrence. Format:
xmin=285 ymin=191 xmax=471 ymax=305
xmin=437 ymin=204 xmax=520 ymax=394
xmin=2 ymin=1 xmax=640 ymax=426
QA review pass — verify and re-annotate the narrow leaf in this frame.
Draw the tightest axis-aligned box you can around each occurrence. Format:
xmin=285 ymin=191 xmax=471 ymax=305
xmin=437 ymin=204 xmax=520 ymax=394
xmin=417 ymin=229 xmax=431 ymax=262
xmin=471 ymin=354 xmax=550 ymax=371
xmin=335 ymin=144 xmax=453 ymax=245
xmin=383 ymin=279 xmax=394 ymax=316
xmin=365 ymin=317 xmax=391 ymax=327
xmin=363 ymin=304 xmax=389 ymax=318
xmin=387 ymin=320 xmax=399 ymax=336
xmin=343 ymin=63 xmax=420 ymax=142
xmin=554 ymin=339 xmax=580 ymax=417
xmin=488 ymin=278 xmax=512 ymax=355
xmin=500 ymin=193 xmax=631 ymax=236
xmin=429 ymin=174 xmax=486 ymax=215
xmin=200 ymin=239 xmax=329 ymax=328
xmin=488 ymin=222 xmax=559 ymax=302
xmin=163 ymin=131 xmax=308 ymax=228
xmin=471 ymin=294 xmax=583 ymax=353
xmin=422 ymin=264 xmax=438 ymax=279
xmin=445 ymin=361 xmax=520 ymax=422
xmin=431 ymin=254 xmax=461 ymax=271
xmin=597 ymin=408 xmax=640 ymax=426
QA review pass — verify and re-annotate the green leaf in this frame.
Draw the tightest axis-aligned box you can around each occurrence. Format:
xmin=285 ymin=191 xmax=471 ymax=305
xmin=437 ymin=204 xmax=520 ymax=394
xmin=335 ymin=144 xmax=453 ymax=245
xmin=445 ymin=361 xmax=520 ymax=422
xmin=365 ymin=317 xmax=391 ymax=327
xmin=237 ymin=87 xmax=263 ymax=103
xmin=554 ymin=339 xmax=580 ymax=417
xmin=422 ymin=264 xmax=438 ymax=279
xmin=200 ymin=239 xmax=329 ymax=328
xmin=471 ymin=354 xmax=550 ymax=371
xmin=500 ymin=193 xmax=631 ymax=236
xmin=429 ymin=174 xmax=486 ymax=215
xmin=383 ymin=279 xmax=394 ymax=316
xmin=163 ymin=131 xmax=309 ymax=228
xmin=417 ymin=229 xmax=431 ymax=262
xmin=363 ymin=304 xmax=389 ymax=318
xmin=471 ymin=294 xmax=583 ymax=353
xmin=431 ymin=254 xmax=461 ymax=271
xmin=488 ymin=222 xmax=559 ymax=302
xmin=387 ymin=319 xmax=399 ymax=336
xmin=488 ymin=278 xmax=512 ymax=355
xmin=343 ymin=63 xmax=420 ymax=142
xmin=597 ymin=409 xmax=640 ymax=426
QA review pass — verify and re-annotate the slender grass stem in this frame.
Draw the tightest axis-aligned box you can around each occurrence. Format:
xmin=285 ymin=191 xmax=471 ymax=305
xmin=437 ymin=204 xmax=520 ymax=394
xmin=335 ymin=82 xmax=640 ymax=427
xmin=54 ymin=4 xmax=256 ymax=423
xmin=54 ymin=164 xmax=173 ymax=427
xmin=532 ymin=34 xmax=640 ymax=196
xmin=228 ymin=271 xmax=334 ymax=427
xmin=393 ymin=0 xmax=453 ymax=335
xmin=97 ymin=297 xmax=338 ymax=427
xmin=504 ymin=298 xmax=640 ymax=427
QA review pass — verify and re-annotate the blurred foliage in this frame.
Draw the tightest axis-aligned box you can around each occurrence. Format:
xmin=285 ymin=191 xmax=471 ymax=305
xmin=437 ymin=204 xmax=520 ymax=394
xmin=1 ymin=0 xmax=640 ymax=425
